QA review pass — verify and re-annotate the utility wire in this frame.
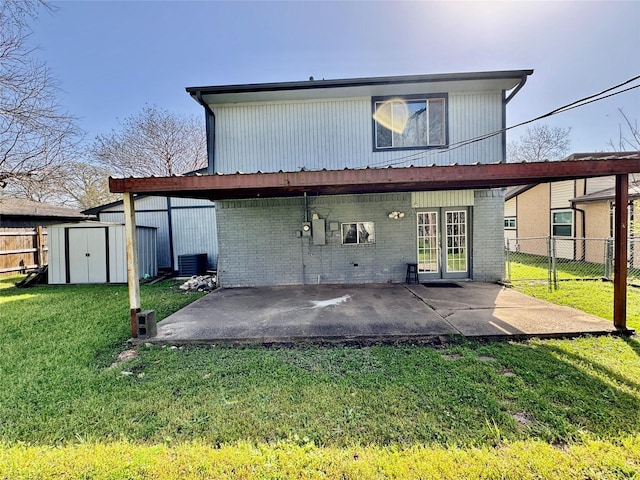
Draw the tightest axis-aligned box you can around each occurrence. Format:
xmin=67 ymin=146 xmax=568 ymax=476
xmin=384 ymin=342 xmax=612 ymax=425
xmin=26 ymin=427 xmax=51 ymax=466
xmin=365 ymin=73 xmax=640 ymax=169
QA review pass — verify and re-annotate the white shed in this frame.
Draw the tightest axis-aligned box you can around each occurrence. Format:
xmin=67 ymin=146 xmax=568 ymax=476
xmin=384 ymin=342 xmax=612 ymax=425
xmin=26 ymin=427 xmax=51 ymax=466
xmin=48 ymin=222 xmax=157 ymax=284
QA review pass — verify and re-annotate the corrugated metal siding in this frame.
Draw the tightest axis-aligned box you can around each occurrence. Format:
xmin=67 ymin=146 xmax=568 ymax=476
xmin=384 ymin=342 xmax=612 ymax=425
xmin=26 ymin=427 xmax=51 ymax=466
xmin=169 ymin=197 xmax=214 ymax=208
xmin=214 ymin=92 xmax=504 ymax=174
xmin=411 ymin=190 xmax=475 ymax=207
xmin=48 ymin=224 xmax=157 ymax=283
xmin=99 ymin=211 xmax=171 ymax=269
xmin=137 ymin=227 xmax=158 ymax=278
xmin=47 ymin=226 xmax=66 ymax=284
xmin=107 ymin=225 xmax=126 ymax=282
xmin=504 ymin=197 xmax=516 ymax=217
xmin=172 ymin=206 xmax=218 ymax=268
xmin=550 ymin=180 xmax=575 ymax=209
xmin=97 ymin=197 xmax=217 ymax=270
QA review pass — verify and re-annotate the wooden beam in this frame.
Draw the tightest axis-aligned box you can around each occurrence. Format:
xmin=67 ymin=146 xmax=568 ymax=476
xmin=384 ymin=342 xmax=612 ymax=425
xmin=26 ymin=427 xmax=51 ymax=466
xmin=613 ymin=174 xmax=628 ymax=330
xmin=109 ymin=157 xmax=640 ymax=200
xmin=123 ymin=192 xmax=141 ymax=338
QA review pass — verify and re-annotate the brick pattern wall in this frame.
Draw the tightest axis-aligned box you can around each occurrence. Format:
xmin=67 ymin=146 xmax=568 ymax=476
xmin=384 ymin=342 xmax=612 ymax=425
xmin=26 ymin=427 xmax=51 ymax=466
xmin=216 ymin=190 xmax=505 ymax=286
xmin=472 ymin=189 xmax=506 ymax=282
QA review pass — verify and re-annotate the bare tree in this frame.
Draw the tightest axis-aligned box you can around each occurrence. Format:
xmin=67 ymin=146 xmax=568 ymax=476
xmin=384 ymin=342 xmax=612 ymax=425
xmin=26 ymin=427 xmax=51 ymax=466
xmin=507 ymin=124 xmax=571 ymax=162
xmin=93 ymin=105 xmax=207 ymax=177
xmin=5 ymin=160 xmax=119 ymax=209
xmin=608 ymin=108 xmax=640 ymax=151
xmin=60 ymin=162 xmax=119 ymax=210
xmin=0 ymin=0 xmax=81 ymax=190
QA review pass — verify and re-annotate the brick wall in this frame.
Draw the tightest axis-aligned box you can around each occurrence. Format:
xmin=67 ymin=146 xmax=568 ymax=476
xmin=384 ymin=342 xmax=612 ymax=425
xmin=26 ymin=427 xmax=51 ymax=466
xmin=472 ymin=189 xmax=506 ymax=282
xmin=216 ymin=190 xmax=505 ymax=286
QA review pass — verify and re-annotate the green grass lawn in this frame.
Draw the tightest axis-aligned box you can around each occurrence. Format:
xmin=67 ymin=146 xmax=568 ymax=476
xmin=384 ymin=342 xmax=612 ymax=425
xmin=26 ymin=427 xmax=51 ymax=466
xmin=0 ymin=276 xmax=639 ymax=478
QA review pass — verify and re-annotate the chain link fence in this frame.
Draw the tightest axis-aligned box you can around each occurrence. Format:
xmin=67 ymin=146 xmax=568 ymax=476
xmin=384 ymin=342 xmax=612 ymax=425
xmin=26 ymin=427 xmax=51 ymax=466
xmin=505 ymin=236 xmax=640 ymax=288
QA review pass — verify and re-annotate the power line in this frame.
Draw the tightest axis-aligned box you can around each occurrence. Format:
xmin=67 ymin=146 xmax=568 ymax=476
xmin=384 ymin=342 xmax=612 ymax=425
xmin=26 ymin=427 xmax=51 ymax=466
xmin=366 ymin=73 xmax=640 ymax=169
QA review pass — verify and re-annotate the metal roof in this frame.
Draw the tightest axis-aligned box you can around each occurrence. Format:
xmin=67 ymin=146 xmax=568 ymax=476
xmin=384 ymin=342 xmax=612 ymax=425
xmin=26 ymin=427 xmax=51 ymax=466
xmin=109 ymin=153 xmax=640 ymax=201
xmin=187 ymin=69 xmax=534 ymax=105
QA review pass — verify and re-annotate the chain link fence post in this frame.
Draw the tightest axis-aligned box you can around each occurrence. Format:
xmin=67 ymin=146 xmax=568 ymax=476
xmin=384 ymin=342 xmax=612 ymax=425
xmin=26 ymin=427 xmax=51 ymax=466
xmin=505 ymin=238 xmax=511 ymax=282
xmin=604 ymin=237 xmax=614 ymax=280
xmin=551 ymin=236 xmax=558 ymax=290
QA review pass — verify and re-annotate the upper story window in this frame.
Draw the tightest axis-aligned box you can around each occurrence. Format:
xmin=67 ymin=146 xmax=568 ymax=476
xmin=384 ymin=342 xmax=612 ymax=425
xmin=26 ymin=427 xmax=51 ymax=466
xmin=373 ymin=94 xmax=447 ymax=151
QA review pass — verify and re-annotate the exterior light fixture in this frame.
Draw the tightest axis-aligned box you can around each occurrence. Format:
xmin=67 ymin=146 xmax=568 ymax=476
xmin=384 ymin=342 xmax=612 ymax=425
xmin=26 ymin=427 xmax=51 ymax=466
xmin=388 ymin=211 xmax=405 ymax=220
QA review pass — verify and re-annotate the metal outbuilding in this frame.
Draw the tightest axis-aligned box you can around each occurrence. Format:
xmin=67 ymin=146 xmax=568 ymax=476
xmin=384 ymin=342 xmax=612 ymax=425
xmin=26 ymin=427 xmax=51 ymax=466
xmin=48 ymin=222 xmax=157 ymax=284
xmin=83 ymin=195 xmax=217 ymax=272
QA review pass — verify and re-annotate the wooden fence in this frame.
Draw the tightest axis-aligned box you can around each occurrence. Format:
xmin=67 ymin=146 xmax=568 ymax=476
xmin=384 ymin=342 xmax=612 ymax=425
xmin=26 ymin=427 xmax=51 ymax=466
xmin=0 ymin=227 xmax=48 ymax=275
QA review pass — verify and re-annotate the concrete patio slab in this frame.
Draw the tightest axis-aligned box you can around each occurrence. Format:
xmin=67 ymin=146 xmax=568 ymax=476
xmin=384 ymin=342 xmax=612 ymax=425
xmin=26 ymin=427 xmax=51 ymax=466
xmin=408 ymin=282 xmax=619 ymax=337
xmin=142 ymin=282 xmax=626 ymax=345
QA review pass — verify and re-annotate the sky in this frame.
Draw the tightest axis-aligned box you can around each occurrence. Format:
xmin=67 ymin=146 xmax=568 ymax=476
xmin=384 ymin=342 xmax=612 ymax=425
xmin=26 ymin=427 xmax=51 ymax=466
xmin=28 ymin=0 xmax=640 ymax=154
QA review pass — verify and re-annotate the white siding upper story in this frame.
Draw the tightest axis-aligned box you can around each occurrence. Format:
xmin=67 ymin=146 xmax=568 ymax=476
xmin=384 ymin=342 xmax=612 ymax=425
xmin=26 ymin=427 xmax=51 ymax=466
xmin=213 ymin=91 xmax=504 ymax=174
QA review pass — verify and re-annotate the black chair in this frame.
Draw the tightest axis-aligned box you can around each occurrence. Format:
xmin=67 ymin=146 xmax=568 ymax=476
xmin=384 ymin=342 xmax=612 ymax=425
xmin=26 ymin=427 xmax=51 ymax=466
xmin=406 ymin=263 xmax=419 ymax=284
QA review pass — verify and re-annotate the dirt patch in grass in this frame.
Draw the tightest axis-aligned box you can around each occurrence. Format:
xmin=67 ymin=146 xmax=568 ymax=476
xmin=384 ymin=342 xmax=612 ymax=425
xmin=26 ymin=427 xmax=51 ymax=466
xmin=512 ymin=412 xmax=534 ymax=427
xmin=441 ymin=353 xmax=463 ymax=360
xmin=109 ymin=349 xmax=138 ymax=368
xmin=477 ymin=355 xmax=497 ymax=362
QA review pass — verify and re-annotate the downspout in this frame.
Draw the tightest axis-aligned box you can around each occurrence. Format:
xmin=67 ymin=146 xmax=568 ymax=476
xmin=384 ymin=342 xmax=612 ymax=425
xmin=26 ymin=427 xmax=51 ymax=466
xmin=571 ymin=181 xmax=586 ymax=261
xmin=573 ymin=207 xmax=586 ymax=260
xmin=166 ymin=196 xmax=175 ymax=272
xmin=195 ymin=91 xmax=216 ymax=175
xmin=501 ymin=75 xmax=529 ymax=164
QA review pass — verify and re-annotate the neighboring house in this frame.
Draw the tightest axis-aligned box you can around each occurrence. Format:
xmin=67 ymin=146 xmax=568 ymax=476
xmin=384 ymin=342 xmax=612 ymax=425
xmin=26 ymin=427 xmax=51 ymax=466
xmin=181 ymin=70 xmax=535 ymax=286
xmin=0 ymin=197 xmax=93 ymax=228
xmin=84 ymin=194 xmax=217 ymax=272
xmin=504 ymin=167 xmax=640 ymax=264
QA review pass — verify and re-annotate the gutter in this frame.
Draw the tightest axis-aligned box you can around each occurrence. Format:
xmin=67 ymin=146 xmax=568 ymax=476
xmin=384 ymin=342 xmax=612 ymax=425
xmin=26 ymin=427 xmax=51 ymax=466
xmin=195 ymin=91 xmax=217 ymax=175
xmin=505 ymin=74 xmax=529 ymax=104
xmin=186 ymin=69 xmax=535 ymax=96
xmin=502 ymin=74 xmax=531 ymax=163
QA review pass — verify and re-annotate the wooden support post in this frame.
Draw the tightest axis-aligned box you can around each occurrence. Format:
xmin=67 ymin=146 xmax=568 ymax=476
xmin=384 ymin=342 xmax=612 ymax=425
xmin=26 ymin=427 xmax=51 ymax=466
xmin=123 ymin=192 xmax=141 ymax=338
xmin=613 ymin=174 xmax=628 ymax=330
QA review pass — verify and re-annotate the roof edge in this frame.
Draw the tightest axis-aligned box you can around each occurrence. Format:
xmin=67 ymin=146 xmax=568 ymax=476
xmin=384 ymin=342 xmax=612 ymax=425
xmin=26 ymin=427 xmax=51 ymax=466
xmin=186 ymin=69 xmax=535 ymax=96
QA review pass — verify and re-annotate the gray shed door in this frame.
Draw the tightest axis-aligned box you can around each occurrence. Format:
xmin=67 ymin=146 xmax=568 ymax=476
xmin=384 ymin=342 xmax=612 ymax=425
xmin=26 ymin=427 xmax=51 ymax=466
xmin=68 ymin=228 xmax=107 ymax=283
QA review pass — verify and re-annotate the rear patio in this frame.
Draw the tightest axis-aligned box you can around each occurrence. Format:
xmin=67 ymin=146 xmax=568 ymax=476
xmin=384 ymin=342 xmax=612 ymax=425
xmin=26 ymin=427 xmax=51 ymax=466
xmin=137 ymin=282 xmax=628 ymax=345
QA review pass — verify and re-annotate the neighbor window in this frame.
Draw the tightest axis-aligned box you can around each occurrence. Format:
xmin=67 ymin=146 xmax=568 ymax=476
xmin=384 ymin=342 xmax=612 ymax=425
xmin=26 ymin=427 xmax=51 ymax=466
xmin=504 ymin=217 xmax=516 ymax=229
xmin=373 ymin=95 xmax=447 ymax=150
xmin=552 ymin=210 xmax=573 ymax=237
xmin=342 ymin=222 xmax=375 ymax=244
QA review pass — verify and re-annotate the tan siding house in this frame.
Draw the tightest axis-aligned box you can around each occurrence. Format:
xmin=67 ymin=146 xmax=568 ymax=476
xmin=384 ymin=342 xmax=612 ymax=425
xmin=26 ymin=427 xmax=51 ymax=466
xmin=505 ymin=175 xmax=640 ymax=266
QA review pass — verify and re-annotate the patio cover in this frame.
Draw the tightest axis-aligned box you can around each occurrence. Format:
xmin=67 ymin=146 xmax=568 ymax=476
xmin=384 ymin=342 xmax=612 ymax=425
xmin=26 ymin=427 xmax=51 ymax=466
xmin=109 ymin=152 xmax=640 ymax=337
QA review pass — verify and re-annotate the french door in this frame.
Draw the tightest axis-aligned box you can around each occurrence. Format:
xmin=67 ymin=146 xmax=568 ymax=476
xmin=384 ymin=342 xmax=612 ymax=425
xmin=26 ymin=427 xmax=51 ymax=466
xmin=417 ymin=208 xmax=470 ymax=280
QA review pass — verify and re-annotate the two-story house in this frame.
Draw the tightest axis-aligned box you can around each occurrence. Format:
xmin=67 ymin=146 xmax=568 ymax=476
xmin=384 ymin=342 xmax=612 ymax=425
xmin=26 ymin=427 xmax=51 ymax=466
xmin=179 ymin=70 xmax=533 ymax=286
xmin=110 ymin=70 xmax=640 ymax=288
xmin=110 ymin=70 xmax=640 ymax=331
